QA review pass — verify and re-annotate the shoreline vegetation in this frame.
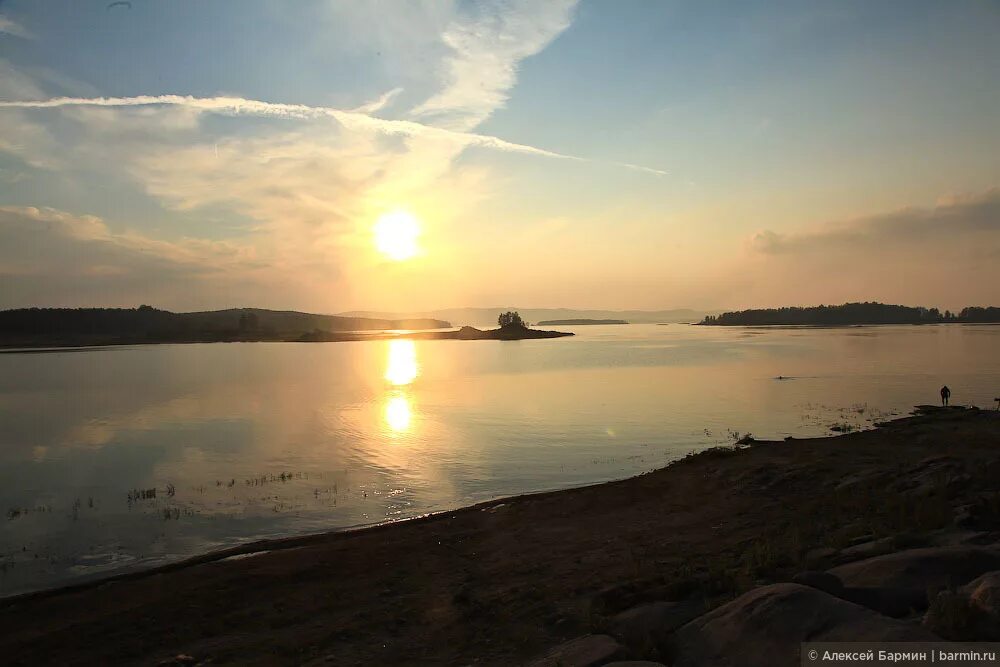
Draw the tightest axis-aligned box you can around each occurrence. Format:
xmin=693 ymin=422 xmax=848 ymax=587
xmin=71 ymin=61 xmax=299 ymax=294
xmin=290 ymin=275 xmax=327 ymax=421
xmin=700 ymin=301 xmax=1000 ymax=326
xmin=0 ymin=306 xmax=571 ymax=348
xmin=3 ymin=407 xmax=998 ymax=665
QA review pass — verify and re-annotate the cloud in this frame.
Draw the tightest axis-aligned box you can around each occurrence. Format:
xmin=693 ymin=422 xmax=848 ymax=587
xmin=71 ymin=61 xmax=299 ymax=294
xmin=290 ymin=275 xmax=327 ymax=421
xmin=349 ymin=87 xmax=404 ymax=115
xmin=734 ymin=188 xmax=1000 ymax=310
xmin=409 ymin=0 xmax=578 ymax=131
xmin=0 ymin=3 xmax=665 ymax=312
xmin=751 ymin=188 xmax=1000 ymax=254
xmin=0 ymin=60 xmax=65 ymax=170
xmin=0 ymin=15 xmax=32 ymax=39
xmin=0 ymin=206 xmax=266 ymax=308
xmin=0 ymin=93 xmax=666 ymax=175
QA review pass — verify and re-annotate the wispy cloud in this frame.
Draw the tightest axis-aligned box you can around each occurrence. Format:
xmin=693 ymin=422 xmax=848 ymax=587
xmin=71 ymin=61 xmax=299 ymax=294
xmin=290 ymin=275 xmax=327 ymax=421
xmin=0 ymin=15 xmax=32 ymax=39
xmin=410 ymin=0 xmax=578 ymax=131
xmin=0 ymin=94 xmax=665 ymax=175
xmin=349 ymin=87 xmax=404 ymax=115
xmin=731 ymin=188 xmax=1000 ymax=310
xmin=0 ymin=206 xmax=269 ymax=308
xmin=751 ymin=188 xmax=1000 ymax=254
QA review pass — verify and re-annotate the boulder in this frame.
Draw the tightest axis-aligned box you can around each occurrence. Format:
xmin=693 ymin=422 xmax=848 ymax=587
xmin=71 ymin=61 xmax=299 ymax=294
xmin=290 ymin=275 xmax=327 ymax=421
xmin=924 ymin=570 xmax=1000 ymax=640
xmin=609 ymin=599 xmax=706 ymax=653
xmin=527 ymin=634 xmax=626 ymax=667
xmin=604 ymin=663 xmax=667 ymax=667
xmin=802 ymin=547 xmax=838 ymax=567
xmin=790 ymin=571 xmax=843 ymax=595
xmin=828 ymin=546 xmax=1000 ymax=591
xmin=793 ymin=569 xmax=925 ymax=616
xmin=837 ymin=536 xmax=895 ymax=561
xmin=967 ymin=570 xmax=1000 ymax=617
xmin=838 ymin=586 xmax=928 ymax=617
xmin=670 ymin=583 xmax=937 ymax=667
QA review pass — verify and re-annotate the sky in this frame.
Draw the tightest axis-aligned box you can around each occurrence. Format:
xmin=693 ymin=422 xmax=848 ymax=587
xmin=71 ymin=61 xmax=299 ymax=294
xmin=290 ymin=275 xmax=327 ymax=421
xmin=0 ymin=0 xmax=997 ymax=313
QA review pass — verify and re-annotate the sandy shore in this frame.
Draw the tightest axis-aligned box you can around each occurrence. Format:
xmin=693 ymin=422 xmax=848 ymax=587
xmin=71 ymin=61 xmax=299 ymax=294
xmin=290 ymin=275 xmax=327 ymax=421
xmin=2 ymin=407 xmax=998 ymax=665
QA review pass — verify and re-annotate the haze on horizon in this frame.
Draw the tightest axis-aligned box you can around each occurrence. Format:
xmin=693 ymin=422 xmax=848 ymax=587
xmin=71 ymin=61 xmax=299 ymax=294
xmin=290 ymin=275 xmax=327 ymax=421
xmin=0 ymin=1 xmax=997 ymax=314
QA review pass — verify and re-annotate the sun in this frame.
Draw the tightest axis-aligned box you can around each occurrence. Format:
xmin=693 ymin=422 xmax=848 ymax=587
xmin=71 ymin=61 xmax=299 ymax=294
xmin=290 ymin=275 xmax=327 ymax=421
xmin=373 ymin=210 xmax=421 ymax=261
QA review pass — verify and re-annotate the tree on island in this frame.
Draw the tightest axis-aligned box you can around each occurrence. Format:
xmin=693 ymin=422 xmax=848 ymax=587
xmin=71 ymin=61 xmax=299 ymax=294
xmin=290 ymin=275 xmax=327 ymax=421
xmin=497 ymin=311 xmax=527 ymax=329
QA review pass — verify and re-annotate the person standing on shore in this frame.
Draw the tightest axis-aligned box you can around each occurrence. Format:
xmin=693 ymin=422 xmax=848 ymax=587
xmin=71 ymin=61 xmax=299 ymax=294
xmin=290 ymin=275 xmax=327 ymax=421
xmin=941 ymin=385 xmax=951 ymax=406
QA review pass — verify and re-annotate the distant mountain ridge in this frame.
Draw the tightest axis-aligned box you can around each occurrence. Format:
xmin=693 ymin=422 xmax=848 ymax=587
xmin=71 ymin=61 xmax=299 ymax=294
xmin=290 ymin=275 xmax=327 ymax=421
xmin=338 ymin=307 xmax=716 ymax=326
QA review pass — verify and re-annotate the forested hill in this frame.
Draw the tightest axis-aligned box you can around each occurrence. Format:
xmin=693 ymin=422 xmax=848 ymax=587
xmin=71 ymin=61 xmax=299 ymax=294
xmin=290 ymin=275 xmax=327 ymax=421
xmin=700 ymin=303 xmax=1000 ymax=326
xmin=0 ymin=306 xmax=451 ymax=346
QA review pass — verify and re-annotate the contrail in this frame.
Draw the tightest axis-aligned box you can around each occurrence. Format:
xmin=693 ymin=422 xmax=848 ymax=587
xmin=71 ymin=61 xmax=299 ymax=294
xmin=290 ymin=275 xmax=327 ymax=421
xmin=0 ymin=94 xmax=668 ymax=176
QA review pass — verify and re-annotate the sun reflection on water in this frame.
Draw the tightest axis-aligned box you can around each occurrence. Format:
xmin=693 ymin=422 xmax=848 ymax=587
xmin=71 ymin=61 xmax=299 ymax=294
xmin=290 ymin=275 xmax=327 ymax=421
xmin=383 ymin=340 xmax=418 ymax=433
xmin=384 ymin=339 xmax=418 ymax=386
xmin=384 ymin=394 xmax=412 ymax=433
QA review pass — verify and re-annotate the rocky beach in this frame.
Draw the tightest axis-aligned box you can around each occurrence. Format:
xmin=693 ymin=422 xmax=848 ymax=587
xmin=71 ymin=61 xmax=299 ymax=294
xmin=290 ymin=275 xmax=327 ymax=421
xmin=2 ymin=406 xmax=998 ymax=666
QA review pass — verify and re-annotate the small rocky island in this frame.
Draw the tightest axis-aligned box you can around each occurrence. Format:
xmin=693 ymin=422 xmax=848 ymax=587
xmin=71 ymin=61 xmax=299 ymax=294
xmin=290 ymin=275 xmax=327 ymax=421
xmin=537 ymin=318 xmax=627 ymax=326
xmin=416 ymin=310 xmax=574 ymax=340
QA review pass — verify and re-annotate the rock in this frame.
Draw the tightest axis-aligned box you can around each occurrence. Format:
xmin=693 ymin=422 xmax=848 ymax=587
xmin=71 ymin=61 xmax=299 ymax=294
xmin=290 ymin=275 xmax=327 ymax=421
xmin=803 ymin=547 xmax=838 ymax=567
xmin=924 ymin=589 xmax=972 ymax=639
xmin=791 ymin=571 xmax=843 ymax=595
xmin=845 ymin=533 xmax=876 ymax=547
xmin=835 ymin=471 xmax=889 ymax=493
xmin=609 ymin=599 xmax=706 ymax=653
xmin=894 ymin=457 xmax=967 ymax=497
xmin=838 ymin=586 xmax=928 ymax=617
xmin=593 ymin=582 xmax=644 ymax=614
xmin=966 ymin=570 xmax=1000 ymax=617
xmin=604 ymin=663 xmax=667 ymax=667
xmin=954 ymin=505 xmax=976 ymax=528
xmin=527 ymin=634 xmax=626 ymax=667
xmin=930 ymin=529 xmax=994 ymax=546
xmin=670 ymin=584 xmax=937 ymax=667
xmin=829 ymin=546 xmax=1000 ymax=591
xmin=927 ymin=570 xmax=1000 ymax=640
xmin=837 ymin=536 xmax=894 ymax=561
xmin=794 ymin=570 xmax=925 ymax=617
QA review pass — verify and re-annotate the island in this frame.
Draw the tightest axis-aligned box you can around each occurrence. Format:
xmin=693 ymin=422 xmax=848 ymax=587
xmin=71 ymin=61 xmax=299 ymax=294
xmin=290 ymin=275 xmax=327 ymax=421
xmin=536 ymin=318 xmax=627 ymax=326
xmin=299 ymin=324 xmax=573 ymax=342
xmin=0 ymin=306 xmax=452 ymax=348
xmin=0 ymin=307 xmax=574 ymax=348
xmin=299 ymin=311 xmax=573 ymax=343
xmin=700 ymin=302 xmax=1000 ymax=326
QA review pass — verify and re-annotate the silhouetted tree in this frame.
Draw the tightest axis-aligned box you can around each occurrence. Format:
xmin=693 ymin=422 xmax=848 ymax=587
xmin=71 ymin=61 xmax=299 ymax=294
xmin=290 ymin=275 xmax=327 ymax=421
xmin=959 ymin=306 xmax=1000 ymax=322
xmin=497 ymin=311 xmax=526 ymax=329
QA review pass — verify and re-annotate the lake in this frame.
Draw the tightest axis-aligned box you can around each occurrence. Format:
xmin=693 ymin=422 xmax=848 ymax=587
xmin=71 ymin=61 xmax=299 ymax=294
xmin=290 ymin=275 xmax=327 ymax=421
xmin=1 ymin=323 xmax=998 ymax=596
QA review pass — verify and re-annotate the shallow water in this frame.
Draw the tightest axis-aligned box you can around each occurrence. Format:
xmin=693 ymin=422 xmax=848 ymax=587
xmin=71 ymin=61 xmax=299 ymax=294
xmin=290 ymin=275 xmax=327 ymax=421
xmin=1 ymin=323 xmax=997 ymax=596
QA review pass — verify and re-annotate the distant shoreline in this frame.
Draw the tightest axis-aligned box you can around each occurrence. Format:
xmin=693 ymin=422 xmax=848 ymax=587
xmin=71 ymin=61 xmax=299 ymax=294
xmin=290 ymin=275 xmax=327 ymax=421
xmin=298 ymin=325 xmax=573 ymax=342
xmin=695 ymin=321 xmax=1000 ymax=327
xmin=700 ymin=302 xmax=1000 ymax=326
xmin=0 ymin=307 xmax=579 ymax=349
xmin=0 ymin=326 xmax=573 ymax=350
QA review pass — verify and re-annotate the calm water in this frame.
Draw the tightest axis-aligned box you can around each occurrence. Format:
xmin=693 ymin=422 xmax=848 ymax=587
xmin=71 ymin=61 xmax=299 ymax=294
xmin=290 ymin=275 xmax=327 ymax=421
xmin=1 ymin=324 xmax=998 ymax=596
